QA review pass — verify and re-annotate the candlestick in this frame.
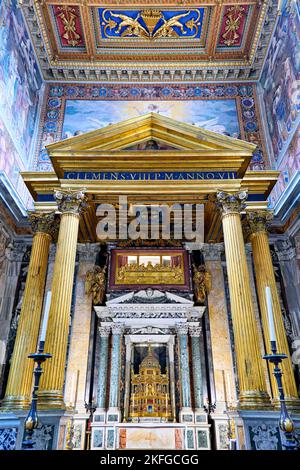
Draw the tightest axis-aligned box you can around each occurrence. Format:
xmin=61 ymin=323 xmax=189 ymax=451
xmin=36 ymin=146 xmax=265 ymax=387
xmin=40 ymin=291 xmax=51 ymax=344
xmin=266 ymin=286 xmax=276 ymax=343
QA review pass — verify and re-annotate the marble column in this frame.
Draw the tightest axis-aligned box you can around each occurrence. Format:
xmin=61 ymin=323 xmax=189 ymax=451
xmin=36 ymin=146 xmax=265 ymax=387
xmin=168 ymin=337 xmax=176 ymax=421
xmin=39 ymin=190 xmax=88 ymax=409
xmin=247 ymin=210 xmax=299 ymax=407
xmin=123 ymin=336 xmax=133 ymax=422
xmin=216 ymin=191 xmax=270 ymax=409
xmin=176 ymin=324 xmax=193 ymax=421
xmin=2 ymin=213 xmax=57 ymax=409
xmin=96 ymin=326 xmax=110 ymax=412
xmin=107 ymin=323 xmax=123 ymax=422
xmin=189 ymin=326 xmax=203 ymax=412
xmin=64 ymin=243 xmax=99 ymax=412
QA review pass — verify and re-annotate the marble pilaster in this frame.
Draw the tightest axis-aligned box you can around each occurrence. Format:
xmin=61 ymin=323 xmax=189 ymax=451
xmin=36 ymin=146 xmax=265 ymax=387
xmin=202 ymin=243 xmax=237 ymax=411
xmin=275 ymin=239 xmax=300 ymax=339
xmin=107 ymin=324 xmax=123 ymax=422
xmin=96 ymin=326 xmax=110 ymax=413
xmin=189 ymin=326 xmax=203 ymax=411
xmin=0 ymin=241 xmax=26 ymax=396
xmin=64 ymin=243 xmax=100 ymax=413
xmin=176 ymin=324 xmax=193 ymax=421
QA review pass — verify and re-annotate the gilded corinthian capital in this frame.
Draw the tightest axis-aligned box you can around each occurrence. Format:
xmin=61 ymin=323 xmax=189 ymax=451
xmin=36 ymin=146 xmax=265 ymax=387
xmin=216 ymin=190 xmax=248 ymax=215
xmin=28 ymin=211 xmax=59 ymax=239
xmin=54 ymin=189 xmax=88 ymax=215
xmin=246 ymin=210 xmax=274 ymax=234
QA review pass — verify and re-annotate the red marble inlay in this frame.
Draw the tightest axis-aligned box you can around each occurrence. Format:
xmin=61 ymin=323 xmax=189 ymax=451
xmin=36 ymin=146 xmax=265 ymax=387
xmin=218 ymin=5 xmax=249 ymax=48
xmin=53 ymin=5 xmax=84 ymax=47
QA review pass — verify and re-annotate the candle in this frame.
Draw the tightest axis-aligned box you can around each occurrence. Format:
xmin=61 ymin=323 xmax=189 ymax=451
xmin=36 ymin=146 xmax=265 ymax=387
xmin=40 ymin=291 xmax=51 ymax=343
xmin=165 ymin=393 xmax=168 ymax=417
xmin=266 ymin=286 xmax=276 ymax=343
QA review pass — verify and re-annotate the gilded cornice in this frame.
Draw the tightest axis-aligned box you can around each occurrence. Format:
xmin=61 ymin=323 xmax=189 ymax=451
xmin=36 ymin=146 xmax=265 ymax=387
xmin=21 ymin=0 xmax=278 ymax=82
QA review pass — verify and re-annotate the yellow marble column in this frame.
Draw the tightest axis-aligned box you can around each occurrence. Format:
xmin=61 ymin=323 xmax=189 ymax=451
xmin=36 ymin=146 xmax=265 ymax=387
xmin=216 ymin=191 xmax=271 ymax=409
xmin=2 ymin=212 xmax=58 ymax=409
xmin=38 ymin=189 xmax=88 ymax=409
xmin=247 ymin=210 xmax=300 ymax=408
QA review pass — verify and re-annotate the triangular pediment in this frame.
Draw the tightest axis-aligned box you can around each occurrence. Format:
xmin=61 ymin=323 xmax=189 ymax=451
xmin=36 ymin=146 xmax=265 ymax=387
xmin=106 ymin=289 xmax=193 ymax=305
xmin=46 ymin=112 xmax=256 ymax=155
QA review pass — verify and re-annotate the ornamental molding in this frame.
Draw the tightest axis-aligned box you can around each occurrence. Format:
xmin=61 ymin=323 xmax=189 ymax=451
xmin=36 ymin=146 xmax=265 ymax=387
xmin=54 ymin=189 xmax=89 ymax=215
xmin=20 ymin=0 xmax=278 ymax=83
xmin=246 ymin=210 xmax=274 ymax=234
xmin=176 ymin=324 xmax=189 ymax=335
xmin=98 ymin=325 xmax=111 ymax=337
xmin=28 ymin=211 xmax=59 ymax=239
xmin=95 ymin=303 xmax=205 ymax=320
xmin=216 ymin=190 xmax=248 ymax=215
xmin=189 ymin=325 xmax=202 ymax=337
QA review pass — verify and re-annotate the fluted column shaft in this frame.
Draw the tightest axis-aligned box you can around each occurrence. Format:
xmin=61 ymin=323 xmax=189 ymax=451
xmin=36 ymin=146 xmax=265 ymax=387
xmin=2 ymin=213 xmax=57 ymax=409
xmin=217 ymin=191 xmax=270 ymax=409
xmin=248 ymin=211 xmax=299 ymax=406
xmin=108 ymin=325 xmax=123 ymax=410
xmin=97 ymin=327 xmax=110 ymax=410
xmin=177 ymin=325 xmax=192 ymax=409
xmin=39 ymin=190 xmax=87 ymax=409
xmin=189 ymin=326 xmax=203 ymax=410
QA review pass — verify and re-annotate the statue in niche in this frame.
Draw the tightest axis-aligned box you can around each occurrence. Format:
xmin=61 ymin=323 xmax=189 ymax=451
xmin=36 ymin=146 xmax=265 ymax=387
xmin=192 ymin=264 xmax=211 ymax=304
xmin=85 ymin=266 xmax=107 ymax=305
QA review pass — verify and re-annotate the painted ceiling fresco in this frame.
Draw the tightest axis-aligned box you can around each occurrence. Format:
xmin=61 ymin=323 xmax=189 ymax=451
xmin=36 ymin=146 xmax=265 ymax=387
xmin=20 ymin=1 xmax=278 ymax=82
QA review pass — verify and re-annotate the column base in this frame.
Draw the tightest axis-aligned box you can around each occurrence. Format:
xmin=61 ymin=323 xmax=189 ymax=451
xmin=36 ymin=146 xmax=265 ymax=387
xmin=37 ymin=390 xmax=66 ymax=410
xmin=0 ymin=395 xmax=30 ymax=411
xmin=107 ymin=407 xmax=121 ymax=423
xmin=238 ymin=390 xmax=272 ymax=410
xmin=272 ymin=397 xmax=300 ymax=412
xmin=93 ymin=408 xmax=106 ymax=424
xmin=194 ymin=410 xmax=208 ymax=424
xmin=179 ymin=407 xmax=194 ymax=423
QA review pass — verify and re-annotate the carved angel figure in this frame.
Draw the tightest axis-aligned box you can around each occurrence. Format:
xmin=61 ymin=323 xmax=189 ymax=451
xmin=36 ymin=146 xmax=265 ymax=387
xmin=85 ymin=266 xmax=107 ymax=305
xmin=192 ymin=264 xmax=211 ymax=304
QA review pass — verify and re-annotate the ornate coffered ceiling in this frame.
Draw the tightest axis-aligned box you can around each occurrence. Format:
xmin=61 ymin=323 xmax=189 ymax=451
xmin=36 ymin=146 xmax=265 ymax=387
xmin=21 ymin=0 xmax=278 ymax=82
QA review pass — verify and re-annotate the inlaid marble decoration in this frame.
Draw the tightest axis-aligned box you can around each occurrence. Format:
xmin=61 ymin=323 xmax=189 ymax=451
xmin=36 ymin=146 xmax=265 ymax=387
xmin=31 ymin=424 xmax=54 ymax=450
xmin=125 ymin=428 xmax=175 ymax=449
xmin=106 ymin=428 xmax=115 ymax=449
xmin=186 ymin=428 xmax=195 ymax=449
xmin=35 ymin=83 xmax=266 ymax=172
xmin=93 ymin=428 xmax=104 ymax=449
xmin=197 ymin=429 xmax=209 ymax=449
xmin=0 ymin=428 xmax=17 ymax=450
xmin=249 ymin=424 xmax=280 ymax=451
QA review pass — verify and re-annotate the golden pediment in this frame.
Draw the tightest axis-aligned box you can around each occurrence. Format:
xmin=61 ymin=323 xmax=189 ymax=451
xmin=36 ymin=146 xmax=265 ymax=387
xmin=46 ymin=112 xmax=256 ymax=155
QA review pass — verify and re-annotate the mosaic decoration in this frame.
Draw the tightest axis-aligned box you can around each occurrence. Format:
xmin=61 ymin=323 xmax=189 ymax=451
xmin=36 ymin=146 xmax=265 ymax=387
xmin=260 ymin=3 xmax=300 ymax=162
xmin=0 ymin=428 xmax=17 ymax=450
xmin=35 ymin=83 xmax=266 ymax=172
xmin=98 ymin=8 xmax=205 ymax=41
xmin=217 ymin=5 xmax=249 ymax=48
xmin=51 ymin=5 xmax=85 ymax=49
